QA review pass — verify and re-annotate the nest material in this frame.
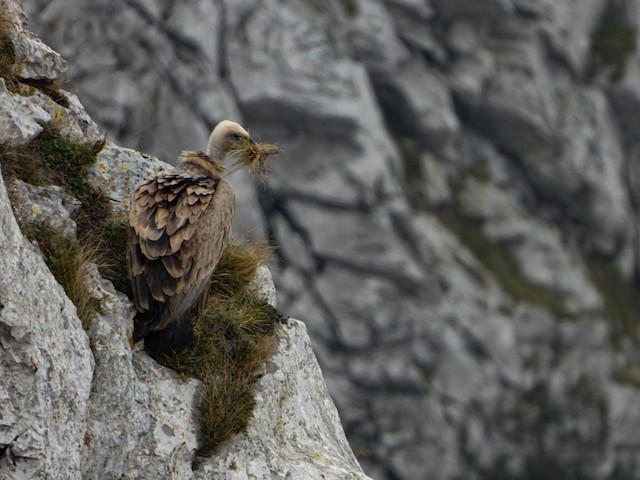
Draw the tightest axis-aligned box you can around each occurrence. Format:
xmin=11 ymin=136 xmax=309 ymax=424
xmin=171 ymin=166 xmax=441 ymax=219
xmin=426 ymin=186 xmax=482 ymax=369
xmin=229 ymin=139 xmax=279 ymax=180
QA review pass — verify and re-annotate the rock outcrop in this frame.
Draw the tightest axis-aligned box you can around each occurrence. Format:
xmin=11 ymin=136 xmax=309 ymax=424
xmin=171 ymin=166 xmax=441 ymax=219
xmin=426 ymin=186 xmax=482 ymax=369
xmin=17 ymin=0 xmax=640 ymax=478
xmin=0 ymin=1 xmax=370 ymax=479
xmin=0 ymin=168 xmax=94 ymax=479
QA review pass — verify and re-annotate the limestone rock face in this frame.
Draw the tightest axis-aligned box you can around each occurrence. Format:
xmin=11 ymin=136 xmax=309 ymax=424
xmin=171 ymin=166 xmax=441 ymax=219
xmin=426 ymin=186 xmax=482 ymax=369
xmin=195 ymin=319 xmax=370 ymax=480
xmin=0 ymin=2 xmax=370 ymax=479
xmin=0 ymin=79 xmax=50 ymax=146
xmin=18 ymin=0 xmax=640 ymax=478
xmin=88 ymin=142 xmax=167 ymax=216
xmin=1 ymin=0 xmax=68 ymax=81
xmin=81 ymin=264 xmax=201 ymax=480
xmin=0 ymin=169 xmax=93 ymax=479
xmin=8 ymin=179 xmax=81 ymax=239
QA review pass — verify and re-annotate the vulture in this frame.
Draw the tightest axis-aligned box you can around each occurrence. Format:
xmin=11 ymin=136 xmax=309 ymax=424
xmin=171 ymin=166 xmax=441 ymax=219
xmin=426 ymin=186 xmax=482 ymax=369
xmin=127 ymin=120 xmax=278 ymax=355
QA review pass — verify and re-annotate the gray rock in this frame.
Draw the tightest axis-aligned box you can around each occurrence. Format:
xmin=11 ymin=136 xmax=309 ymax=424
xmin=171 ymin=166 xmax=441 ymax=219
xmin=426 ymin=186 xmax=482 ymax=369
xmin=606 ymin=0 xmax=640 ymax=128
xmin=420 ymin=151 xmax=453 ymax=206
xmin=463 ymin=40 xmax=556 ymax=156
xmin=448 ymin=49 xmax=495 ymax=101
xmin=459 ymin=178 xmax=603 ymax=313
xmin=20 ymin=0 xmax=640 ymax=478
xmin=81 ymin=264 xmax=200 ymax=480
xmin=0 ymin=81 xmax=100 ymax=149
xmin=24 ymin=0 xmax=233 ymax=164
xmin=376 ymin=59 xmax=460 ymax=148
xmin=8 ymin=179 xmax=81 ymax=239
xmin=36 ymin=90 xmax=105 ymax=145
xmin=2 ymin=0 xmax=68 ymax=81
xmin=610 ymin=384 xmax=640 ymax=469
xmin=608 ymin=70 xmax=640 ymax=138
xmin=540 ymin=0 xmax=608 ymax=73
xmin=194 ymin=318 xmax=372 ymax=480
xmin=384 ymin=0 xmax=445 ymax=62
xmin=344 ymin=0 xmax=410 ymax=73
xmin=383 ymin=0 xmax=434 ymax=19
xmin=88 ymin=142 xmax=167 ymax=216
xmin=13 ymin=35 xmax=68 ymax=81
xmin=0 ymin=168 xmax=94 ymax=479
xmin=0 ymin=80 xmax=50 ymax=146
xmin=1 ymin=3 xmax=374 ymax=477
xmin=432 ymin=0 xmax=514 ymax=19
xmin=251 ymin=265 xmax=277 ymax=308
xmin=446 ymin=21 xmax=480 ymax=56
xmin=521 ymin=88 xmax=631 ymax=254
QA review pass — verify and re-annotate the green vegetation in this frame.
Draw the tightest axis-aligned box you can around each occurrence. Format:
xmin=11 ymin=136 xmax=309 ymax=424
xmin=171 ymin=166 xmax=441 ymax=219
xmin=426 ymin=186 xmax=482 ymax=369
xmin=0 ymin=12 xmax=20 ymax=93
xmin=587 ymin=254 xmax=640 ymax=343
xmin=613 ymin=362 xmax=640 ymax=388
xmin=21 ymin=222 xmax=102 ymax=329
xmin=340 ymin=0 xmax=360 ymax=18
xmin=436 ymin=209 xmax=572 ymax=318
xmin=1 ymin=119 xmax=285 ymax=453
xmin=0 ymin=24 xmax=284 ymax=450
xmin=0 ymin=127 xmax=104 ymax=194
xmin=93 ymin=219 xmax=130 ymax=296
xmin=0 ymin=127 xmax=109 ymax=328
xmin=589 ymin=1 xmax=637 ymax=80
xmin=159 ymin=239 xmax=286 ymax=455
xmin=0 ymin=126 xmax=129 ymax=289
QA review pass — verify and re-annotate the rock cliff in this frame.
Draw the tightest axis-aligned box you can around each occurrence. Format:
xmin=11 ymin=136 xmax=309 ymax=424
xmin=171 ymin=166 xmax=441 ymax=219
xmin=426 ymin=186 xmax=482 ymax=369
xmin=0 ymin=1 xmax=370 ymax=478
xmin=16 ymin=0 xmax=640 ymax=478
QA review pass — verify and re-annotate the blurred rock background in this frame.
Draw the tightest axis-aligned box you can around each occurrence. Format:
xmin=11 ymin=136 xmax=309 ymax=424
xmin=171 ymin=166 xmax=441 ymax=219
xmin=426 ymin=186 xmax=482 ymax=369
xmin=21 ymin=0 xmax=640 ymax=478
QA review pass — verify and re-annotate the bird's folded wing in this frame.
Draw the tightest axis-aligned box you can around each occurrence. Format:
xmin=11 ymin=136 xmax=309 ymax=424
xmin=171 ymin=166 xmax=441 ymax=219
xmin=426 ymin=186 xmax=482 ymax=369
xmin=128 ymin=172 xmax=217 ymax=310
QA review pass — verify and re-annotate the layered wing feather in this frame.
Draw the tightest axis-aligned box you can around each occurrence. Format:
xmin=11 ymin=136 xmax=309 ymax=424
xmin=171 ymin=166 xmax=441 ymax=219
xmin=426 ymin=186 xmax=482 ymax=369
xmin=127 ymin=168 xmax=235 ymax=334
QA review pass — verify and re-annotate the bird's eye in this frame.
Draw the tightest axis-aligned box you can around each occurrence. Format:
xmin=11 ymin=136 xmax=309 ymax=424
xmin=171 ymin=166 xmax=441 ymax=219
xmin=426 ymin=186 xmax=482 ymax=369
xmin=232 ymin=134 xmax=243 ymax=141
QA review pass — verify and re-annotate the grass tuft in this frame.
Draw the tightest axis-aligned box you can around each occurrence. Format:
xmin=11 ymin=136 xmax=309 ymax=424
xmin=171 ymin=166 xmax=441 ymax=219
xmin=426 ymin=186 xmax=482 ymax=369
xmin=2 ymin=124 xmax=285 ymax=454
xmin=589 ymin=1 xmax=637 ymax=80
xmin=0 ymin=127 xmax=105 ymax=193
xmin=0 ymin=126 xmax=125 ymax=278
xmin=0 ymin=127 xmax=126 ymax=328
xmin=159 ymin=238 xmax=286 ymax=455
xmin=21 ymin=222 xmax=102 ymax=329
xmin=87 ymin=219 xmax=130 ymax=296
xmin=0 ymin=12 xmax=20 ymax=93
xmin=587 ymin=254 xmax=640 ymax=343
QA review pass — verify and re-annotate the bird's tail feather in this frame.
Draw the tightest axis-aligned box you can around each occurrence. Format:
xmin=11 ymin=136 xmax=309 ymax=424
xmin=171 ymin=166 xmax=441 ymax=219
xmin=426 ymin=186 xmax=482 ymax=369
xmin=141 ymin=313 xmax=195 ymax=356
xmin=132 ymin=311 xmax=153 ymax=343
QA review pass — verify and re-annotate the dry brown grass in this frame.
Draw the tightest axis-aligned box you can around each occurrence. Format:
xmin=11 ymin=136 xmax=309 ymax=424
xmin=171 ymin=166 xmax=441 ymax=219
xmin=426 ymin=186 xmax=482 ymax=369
xmin=0 ymin=127 xmax=114 ymax=328
xmin=0 ymin=127 xmax=124 ymax=275
xmin=20 ymin=222 xmax=102 ymax=329
xmin=0 ymin=11 xmax=20 ymax=92
xmin=159 ymin=238 xmax=286 ymax=455
xmin=228 ymin=138 xmax=279 ymax=181
xmin=1 ymin=121 xmax=284 ymax=456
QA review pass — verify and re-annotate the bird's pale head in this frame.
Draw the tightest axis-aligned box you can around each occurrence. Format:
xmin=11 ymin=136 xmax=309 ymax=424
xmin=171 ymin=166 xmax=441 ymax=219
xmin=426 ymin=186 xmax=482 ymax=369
xmin=207 ymin=120 xmax=278 ymax=179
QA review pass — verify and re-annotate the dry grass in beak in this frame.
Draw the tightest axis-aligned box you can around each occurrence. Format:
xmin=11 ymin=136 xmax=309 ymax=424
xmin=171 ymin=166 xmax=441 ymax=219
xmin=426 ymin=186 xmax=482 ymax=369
xmin=229 ymin=138 xmax=279 ymax=180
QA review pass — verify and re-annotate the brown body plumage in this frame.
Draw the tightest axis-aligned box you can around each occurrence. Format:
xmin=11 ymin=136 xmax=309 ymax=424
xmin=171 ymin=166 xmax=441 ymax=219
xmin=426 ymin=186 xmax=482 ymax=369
xmin=127 ymin=120 xmax=278 ymax=355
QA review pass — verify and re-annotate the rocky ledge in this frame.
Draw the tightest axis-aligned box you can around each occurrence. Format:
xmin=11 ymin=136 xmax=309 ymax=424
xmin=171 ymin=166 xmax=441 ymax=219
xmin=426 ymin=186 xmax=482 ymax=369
xmin=12 ymin=0 xmax=640 ymax=478
xmin=0 ymin=1 xmax=370 ymax=478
